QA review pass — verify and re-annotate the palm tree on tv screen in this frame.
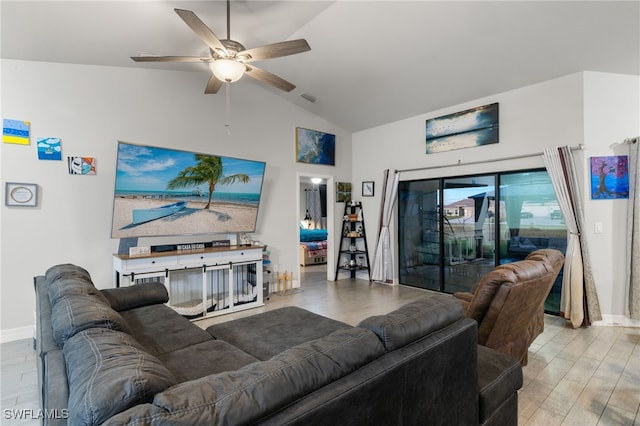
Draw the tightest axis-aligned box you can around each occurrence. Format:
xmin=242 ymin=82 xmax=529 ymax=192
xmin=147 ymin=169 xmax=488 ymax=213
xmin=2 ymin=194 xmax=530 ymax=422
xmin=167 ymin=155 xmax=249 ymax=209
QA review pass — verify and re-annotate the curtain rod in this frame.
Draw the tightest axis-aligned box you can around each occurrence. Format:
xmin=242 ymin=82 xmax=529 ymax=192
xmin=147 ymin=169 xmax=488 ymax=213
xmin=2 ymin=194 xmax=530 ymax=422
xmin=397 ymin=144 xmax=585 ymax=174
xmin=610 ymin=136 xmax=639 ymax=148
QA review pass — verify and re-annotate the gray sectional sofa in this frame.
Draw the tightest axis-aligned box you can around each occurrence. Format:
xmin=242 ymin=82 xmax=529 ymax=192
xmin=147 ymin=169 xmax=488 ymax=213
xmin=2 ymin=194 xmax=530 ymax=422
xmin=35 ymin=263 xmax=523 ymax=425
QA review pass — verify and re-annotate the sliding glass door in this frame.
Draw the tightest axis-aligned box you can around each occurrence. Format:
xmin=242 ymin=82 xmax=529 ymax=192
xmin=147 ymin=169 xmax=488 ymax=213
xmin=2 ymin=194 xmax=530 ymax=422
xmin=442 ymin=175 xmax=497 ymax=294
xmin=398 ymin=169 xmax=567 ymax=314
xmin=398 ymin=179 xmax=441 ymax=291
xmin=499 ymin=170 xmax=567 ymax=313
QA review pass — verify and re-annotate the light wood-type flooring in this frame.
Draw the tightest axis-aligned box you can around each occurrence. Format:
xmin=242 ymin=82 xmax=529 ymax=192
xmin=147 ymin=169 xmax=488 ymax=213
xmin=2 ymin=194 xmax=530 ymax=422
xmin=2 ymin=264 xmax=639 ymax=425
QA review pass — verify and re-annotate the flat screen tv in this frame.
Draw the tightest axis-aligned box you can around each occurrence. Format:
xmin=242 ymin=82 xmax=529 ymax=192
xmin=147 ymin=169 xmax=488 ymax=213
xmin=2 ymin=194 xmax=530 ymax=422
xmin=111 ymin=141 xmax=266 ymax=239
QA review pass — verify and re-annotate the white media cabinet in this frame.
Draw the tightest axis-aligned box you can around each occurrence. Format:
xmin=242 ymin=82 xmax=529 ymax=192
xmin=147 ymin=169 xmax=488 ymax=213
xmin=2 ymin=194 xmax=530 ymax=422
xmin=113 ymin=245 xmax=263 ymax=319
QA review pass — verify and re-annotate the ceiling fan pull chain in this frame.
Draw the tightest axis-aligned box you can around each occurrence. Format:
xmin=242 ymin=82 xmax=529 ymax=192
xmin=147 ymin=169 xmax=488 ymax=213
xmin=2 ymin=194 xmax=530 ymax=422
xmin=225 ymin=81 xmax=232 ymax=135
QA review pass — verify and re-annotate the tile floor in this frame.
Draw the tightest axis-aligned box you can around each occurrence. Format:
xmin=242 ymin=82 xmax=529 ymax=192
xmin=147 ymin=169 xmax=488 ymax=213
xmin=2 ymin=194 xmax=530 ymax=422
xmin=1 ymin=265 xmax=639 ymax=425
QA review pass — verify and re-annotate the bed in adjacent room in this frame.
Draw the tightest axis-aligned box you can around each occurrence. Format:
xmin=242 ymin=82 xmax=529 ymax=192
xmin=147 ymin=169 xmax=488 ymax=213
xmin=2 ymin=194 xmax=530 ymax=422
xmin=299 ymin=228 xmax=328 ymax=266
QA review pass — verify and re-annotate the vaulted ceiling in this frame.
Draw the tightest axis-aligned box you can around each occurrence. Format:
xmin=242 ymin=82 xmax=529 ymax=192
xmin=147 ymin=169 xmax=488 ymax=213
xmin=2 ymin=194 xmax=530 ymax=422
xmin=2 ymin=1 xmax=639 ymax=132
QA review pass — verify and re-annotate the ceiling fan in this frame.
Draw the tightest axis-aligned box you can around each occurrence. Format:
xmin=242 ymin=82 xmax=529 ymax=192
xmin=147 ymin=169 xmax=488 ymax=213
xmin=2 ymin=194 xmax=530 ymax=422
xmin=131 ymin=0 xmax=311 ymax=94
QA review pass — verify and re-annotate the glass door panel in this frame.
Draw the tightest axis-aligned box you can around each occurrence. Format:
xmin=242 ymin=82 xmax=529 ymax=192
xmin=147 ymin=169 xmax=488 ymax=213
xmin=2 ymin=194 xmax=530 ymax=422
xmin=499 ymin=171 xmax=568 ymax=314
xmin=442 ymin=175 xmax=497 ymax=294
xmin=397 ymin=168 xmax=566 ymax=316
xmin=398 ymin=179 xmax=441 ymax=291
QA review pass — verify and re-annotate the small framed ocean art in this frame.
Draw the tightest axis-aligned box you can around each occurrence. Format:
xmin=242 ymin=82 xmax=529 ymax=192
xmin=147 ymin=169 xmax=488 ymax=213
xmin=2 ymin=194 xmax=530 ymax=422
xmin=425 ymin=103 xmax=499 ymax=154
xmin=3 ymin=118 xmax=30 ymax=145
xmin=590 ymin=156 xmax=629 ymax=199
xmin=296 ymin=127 xmax=335 ymax=166
xmin=37 ymin=137 xmax=62 ymax=160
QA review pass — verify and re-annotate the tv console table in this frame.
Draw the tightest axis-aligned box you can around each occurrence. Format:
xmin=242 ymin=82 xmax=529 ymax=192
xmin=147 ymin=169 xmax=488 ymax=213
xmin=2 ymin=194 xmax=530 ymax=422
xmin=113 ymin=245 xmax=264 ymax=320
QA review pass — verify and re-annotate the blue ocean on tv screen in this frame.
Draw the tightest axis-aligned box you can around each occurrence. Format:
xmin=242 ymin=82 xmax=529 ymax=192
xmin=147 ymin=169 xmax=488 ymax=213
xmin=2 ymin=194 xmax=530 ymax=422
xmin=114 ymin=190 xmax=260 ymax=206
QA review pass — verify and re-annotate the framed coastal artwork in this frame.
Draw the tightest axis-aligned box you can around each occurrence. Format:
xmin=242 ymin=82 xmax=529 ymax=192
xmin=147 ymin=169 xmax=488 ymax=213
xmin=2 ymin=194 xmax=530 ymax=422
xmin=295 ymin=127 xmax=335 ymax=166
xmin=37 ymin=137 xmax=62 ymax=160
xmin=590 ymin=156 xmax=629 ymax=199
xmin=3 ymin=118 xmax=30 ymax=145
xmin=425 ymin=103 xmax=499 ymax=154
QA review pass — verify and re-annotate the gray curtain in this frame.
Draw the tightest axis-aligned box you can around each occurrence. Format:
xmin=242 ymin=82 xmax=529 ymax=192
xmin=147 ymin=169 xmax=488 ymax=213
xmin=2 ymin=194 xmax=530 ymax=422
xmin=305 ymin=189 xmax=323 ymax=229
xmin=627 ymin=140 xmax=640 ymax=319
xmin=371 ymin=170 xmax=400 ymax=283
xmin=543 ymin=147 xmax=602 ymax=327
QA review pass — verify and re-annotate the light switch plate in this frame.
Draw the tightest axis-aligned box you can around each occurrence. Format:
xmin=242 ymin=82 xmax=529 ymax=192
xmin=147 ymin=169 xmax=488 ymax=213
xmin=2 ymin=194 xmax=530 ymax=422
xmin=595 ymin=222 xmax=603 ymax=234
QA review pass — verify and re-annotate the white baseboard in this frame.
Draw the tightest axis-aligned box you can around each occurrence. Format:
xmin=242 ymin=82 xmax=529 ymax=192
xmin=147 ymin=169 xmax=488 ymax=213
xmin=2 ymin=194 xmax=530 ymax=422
xmin=0 ymin=325 xmax=34 ymax=343
xmin=593 ymin=315 xmax=640 ymax=327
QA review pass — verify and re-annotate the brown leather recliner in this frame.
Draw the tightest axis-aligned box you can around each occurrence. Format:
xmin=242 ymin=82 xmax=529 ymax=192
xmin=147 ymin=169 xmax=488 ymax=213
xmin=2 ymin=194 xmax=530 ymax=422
xmin=453 ymin=249 xmax=564 ymax=365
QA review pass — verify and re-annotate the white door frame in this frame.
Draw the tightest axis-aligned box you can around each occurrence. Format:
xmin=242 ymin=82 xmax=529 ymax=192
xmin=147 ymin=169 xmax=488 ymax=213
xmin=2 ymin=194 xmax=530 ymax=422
xmin=296 ymin=173 xmax=335 ymax=282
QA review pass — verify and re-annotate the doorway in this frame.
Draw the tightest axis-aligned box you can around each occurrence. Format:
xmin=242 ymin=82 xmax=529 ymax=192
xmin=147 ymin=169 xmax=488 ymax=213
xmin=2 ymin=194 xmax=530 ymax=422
xmin=296 ymin=174 xmax=335 ymax=284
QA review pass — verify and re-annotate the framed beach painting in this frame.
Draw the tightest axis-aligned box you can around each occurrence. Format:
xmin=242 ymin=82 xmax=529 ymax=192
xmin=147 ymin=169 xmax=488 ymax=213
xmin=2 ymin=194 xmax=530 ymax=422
xmin=590 ymin=155 xmax=629 ymax=199
xmin=296 ymin=127 xmax=335 ymax=166
xmin=425 ymin=103 xmax=499 ymax=154
xmin=3 ymin=118 xmax=30 ymax=145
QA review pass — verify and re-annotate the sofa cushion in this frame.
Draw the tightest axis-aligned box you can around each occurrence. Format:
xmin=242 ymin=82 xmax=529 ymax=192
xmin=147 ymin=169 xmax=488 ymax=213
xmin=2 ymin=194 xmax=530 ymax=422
xmin=48 ymin=277 xmax=109 ymax=306
xmin=105 ymin=328 xmax=384 ymax=425
xmin=64 ymin=328 xmax=177 ymax=426
xmin=477 ymin=345 xmax=523 ymax=423
xmin=45 ymin=263 xmax=92 ymax=284
xmin=101 ymin=282 xmax=169 ymax=311
xmin=358 ymin=294 xmax=463 ymax=352
xmin=157 ymin=340 xmax=260 ymax=382
xmin=119 ymin=304 xmax=212 ymax=356
xmin=206 ymin=306 xmax=352 ymax=360
xmin=51 ymin=294 xmax=131 ymax=348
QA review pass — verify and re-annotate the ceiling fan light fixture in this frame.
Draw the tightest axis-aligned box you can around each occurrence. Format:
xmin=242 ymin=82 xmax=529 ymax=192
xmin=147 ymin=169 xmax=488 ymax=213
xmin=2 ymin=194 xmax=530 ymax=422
xmin=209 ymin=59 xmax=245 ymax=82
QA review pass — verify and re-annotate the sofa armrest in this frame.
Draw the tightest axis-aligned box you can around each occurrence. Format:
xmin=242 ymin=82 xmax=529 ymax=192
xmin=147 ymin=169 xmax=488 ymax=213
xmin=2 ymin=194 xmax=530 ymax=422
xmin=101 ymin=282 xmax=168 ymax=311
xmin=357 ymin=294 xmax=463 ymax=352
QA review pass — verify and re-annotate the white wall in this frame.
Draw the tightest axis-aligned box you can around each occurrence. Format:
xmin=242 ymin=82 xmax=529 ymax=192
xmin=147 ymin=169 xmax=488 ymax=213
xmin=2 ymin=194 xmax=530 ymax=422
xmin=0 ymin=59 xmax=352 ymax=338
xmin=583 ymin=72 xmax=640 ymax=322
xmin=353 ymin=71 xmax=640 ymax=323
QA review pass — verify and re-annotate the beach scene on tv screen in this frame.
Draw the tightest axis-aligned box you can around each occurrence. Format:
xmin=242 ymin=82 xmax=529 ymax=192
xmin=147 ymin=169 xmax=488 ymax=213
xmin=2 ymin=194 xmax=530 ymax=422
xmin=111 ymin=142 xmax=266 ymax=239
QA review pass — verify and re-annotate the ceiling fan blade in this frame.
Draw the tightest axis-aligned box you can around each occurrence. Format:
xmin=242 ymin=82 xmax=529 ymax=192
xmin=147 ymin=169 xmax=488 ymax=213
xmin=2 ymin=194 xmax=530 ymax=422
xmin=131 ymin=56 xmax=209 ymax=63
xmin=205 ymin=74 xmax=223 ymax=94
xmin=174 ymin=9 xmax=228 ymax=55
xmin=240 ymin=39 xmax=311 ymax=63
xmin=245 ymin=65 xmax=296 ymax=92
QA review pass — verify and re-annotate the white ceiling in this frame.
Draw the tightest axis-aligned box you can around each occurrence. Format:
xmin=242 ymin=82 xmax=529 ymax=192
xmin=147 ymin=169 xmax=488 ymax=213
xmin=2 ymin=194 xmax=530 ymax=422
xmin=2 ymin=1 xmax=639 ymax=133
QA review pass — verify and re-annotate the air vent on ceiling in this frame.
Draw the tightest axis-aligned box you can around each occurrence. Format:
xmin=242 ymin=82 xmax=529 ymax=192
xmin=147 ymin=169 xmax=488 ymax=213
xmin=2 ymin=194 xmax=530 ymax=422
xmin=300 ymin=93 xmax=317 ymax=103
